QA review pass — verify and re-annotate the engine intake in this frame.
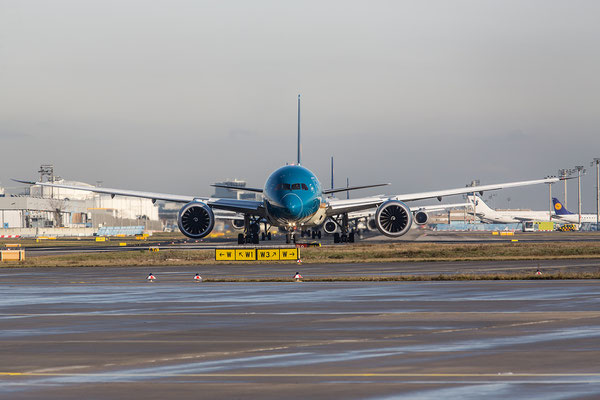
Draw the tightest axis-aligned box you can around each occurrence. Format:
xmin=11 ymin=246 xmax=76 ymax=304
xmin=231 ymin=219 xmax=245 ymax=230
xmin=413 ymin=210 xmax=429 ymax=225
xmin=367 ymin=218 xmax=377 ymax=231
xmin=177 ymin=201 xmax=215 ymax=239
xmin=375 ymin=200 xmax=412 ymax=237
xmin=323 ymin=220 xmax=337 ymax=234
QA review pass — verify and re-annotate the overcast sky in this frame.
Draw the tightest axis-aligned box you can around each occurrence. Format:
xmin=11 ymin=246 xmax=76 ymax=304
xmin=1 ymin=0 xmax=599 ymax=210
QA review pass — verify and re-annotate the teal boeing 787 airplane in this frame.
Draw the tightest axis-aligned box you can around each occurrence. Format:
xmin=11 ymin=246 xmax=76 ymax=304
xmin=14 ymin=96 xmax=558 ymax=244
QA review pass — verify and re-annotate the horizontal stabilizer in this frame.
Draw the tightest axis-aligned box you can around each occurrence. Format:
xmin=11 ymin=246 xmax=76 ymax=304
xmin=211 ymin=184 xmax=263 ymax=193
xmin=12 ymin=178 xmax=196 ymax=203
xmin=323 ymin=183 xmax=389 ymax=195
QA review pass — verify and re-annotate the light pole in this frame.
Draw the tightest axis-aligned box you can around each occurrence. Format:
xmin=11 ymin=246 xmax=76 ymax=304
xmin=558 ymin=169 xmax=571 ymax=207
xmin=592 ymin=159 xmax=600 ymax=231
xmin=546 ymin=177 xmax=555 ymax=222
xmin=575 ymin=166 xmax=585 ymax=225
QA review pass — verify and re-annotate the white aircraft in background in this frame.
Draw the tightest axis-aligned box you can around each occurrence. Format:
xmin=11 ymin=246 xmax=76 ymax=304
xmin=468 ymin=195 xmax=598 ymax=224
xmin=468 ymin=195 xmax=550 ymax=223
xmin=551 ymin=198 xmax=598 ymax=223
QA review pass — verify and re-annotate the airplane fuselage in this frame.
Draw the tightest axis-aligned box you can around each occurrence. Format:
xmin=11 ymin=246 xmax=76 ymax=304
xmin=263 ymin=165 xmax=328 ymax=228
xmin=475 ymin=208 xmax=598 ymax=224
xmin=476 ymin=211 xmax=550 ymax=224
xmin=553 ymin=214 xmax=598 ymax=224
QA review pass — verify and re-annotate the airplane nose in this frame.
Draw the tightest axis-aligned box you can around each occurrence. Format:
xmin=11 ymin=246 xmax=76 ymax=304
xmin=282 ymin=195 xmax=303 ymax=218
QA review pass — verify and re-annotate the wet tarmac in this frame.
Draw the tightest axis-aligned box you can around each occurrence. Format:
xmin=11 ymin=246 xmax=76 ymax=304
xmin=1 ymin=265 xmax=600 ymax=399
xmin=2 ymin=258 xmax=600 ymax=283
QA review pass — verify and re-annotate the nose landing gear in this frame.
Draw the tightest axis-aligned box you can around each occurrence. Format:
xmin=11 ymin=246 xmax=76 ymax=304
xmin=285 ymin=231 xmax=296 ymax=244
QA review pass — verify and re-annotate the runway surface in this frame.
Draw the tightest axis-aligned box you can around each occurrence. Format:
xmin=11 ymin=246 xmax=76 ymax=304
xmin=1 ymin=265 xmax=600 ymax=399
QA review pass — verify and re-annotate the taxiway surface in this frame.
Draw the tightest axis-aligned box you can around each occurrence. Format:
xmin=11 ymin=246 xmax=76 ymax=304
xmin=1 ymin=267 xmax=599 ymax=399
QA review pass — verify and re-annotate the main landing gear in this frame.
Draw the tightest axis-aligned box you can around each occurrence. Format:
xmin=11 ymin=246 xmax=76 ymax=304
xmin=300 ymin=229 xmax=321 ymax=240
xmin=331 ymin=213 xmax=357 ymax=244
xmin=237 ymin=216 xmax=272 ymax=245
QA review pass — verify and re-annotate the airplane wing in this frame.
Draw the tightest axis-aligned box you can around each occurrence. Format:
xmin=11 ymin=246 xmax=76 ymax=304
xmin=211 ymin=184 xmax=263 ymax=193
xmin=411 ymin=202 xmax=471 ymax=212
xmin=510 ymin=216 xmax=535 ymax=222
xmin=327 ymin=177 xmax=558 ymax=216
xmin=12 ymin=179 xmax=266 ymax=216
xmin=343 ymin=202 xmax=470 ymax=222
xmin=213 ymin=210 xmax=245 ymax=220
xmin=323 ymin=183 xmax=389 ymax=195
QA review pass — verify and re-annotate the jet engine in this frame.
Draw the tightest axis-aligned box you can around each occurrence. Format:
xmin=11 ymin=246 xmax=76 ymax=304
xmin=375 ymin=200 xmax=413 ymax=237
xmin=413 ymin=210 xmax=429 ymax=225
xmin=323 ymin=219 xmax=337 ymax=234
xmin=177 ymin=201 xmax=215 ymax=239
xmin=231 ymin=219 xmax=245 ymax=230
xmin=367 ymin=218 xmax=377 ymax=231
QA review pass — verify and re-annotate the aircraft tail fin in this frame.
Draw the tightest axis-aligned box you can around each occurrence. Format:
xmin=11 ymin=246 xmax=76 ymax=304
xmin=468 ymin=195 xmax=495 ymax=213
xmin=297 ymin=94 xmax=301 ymax=165
xmin=330 ymin=156 xmax=334 ymax=190
xmin=552 ymin=198 xmax=574 ymax=215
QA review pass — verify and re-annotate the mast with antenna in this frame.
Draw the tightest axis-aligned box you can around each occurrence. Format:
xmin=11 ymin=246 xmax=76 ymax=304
xmin=331 ymin=156 xmax=334 ymax=190
xmin=346 ymin=177 xmax=350 ymax=200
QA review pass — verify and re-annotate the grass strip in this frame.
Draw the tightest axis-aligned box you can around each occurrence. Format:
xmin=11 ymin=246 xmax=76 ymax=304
xmin=2 ymin=242 xmax=600 ymax=268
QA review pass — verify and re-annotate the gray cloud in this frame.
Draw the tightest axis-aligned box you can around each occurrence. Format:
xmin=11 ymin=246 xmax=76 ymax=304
xmin=0 ymin=131 xmax=31 ymax=139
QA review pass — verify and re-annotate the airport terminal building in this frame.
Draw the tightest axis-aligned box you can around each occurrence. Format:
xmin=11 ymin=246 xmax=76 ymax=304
xmin=0 ymin=176 xmax=161 ymax=236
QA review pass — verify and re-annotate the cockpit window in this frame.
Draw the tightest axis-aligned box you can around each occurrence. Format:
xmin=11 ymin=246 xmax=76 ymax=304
xmin=275 ymin=183 xmax=306 ymax=191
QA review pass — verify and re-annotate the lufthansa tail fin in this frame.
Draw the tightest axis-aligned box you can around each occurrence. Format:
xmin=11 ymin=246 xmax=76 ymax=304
xmin=552 ymin=198 xmax=573 ymax=215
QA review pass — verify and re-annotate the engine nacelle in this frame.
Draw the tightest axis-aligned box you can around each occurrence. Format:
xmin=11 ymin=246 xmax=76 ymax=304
xmin=177 ymin=201 xmax=215 ymax=239
xmin=231 ymin=219 xmax=245 ymax=230
xmin=413 ymin=210 xmax=429 ymax=225
xmin=367 ymin=218 xmax=377 ymax=231
xmin=375 ymin=200 xmax=413 ymax=237
xmin=323 ymin=219 xmax=337 ymax=234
